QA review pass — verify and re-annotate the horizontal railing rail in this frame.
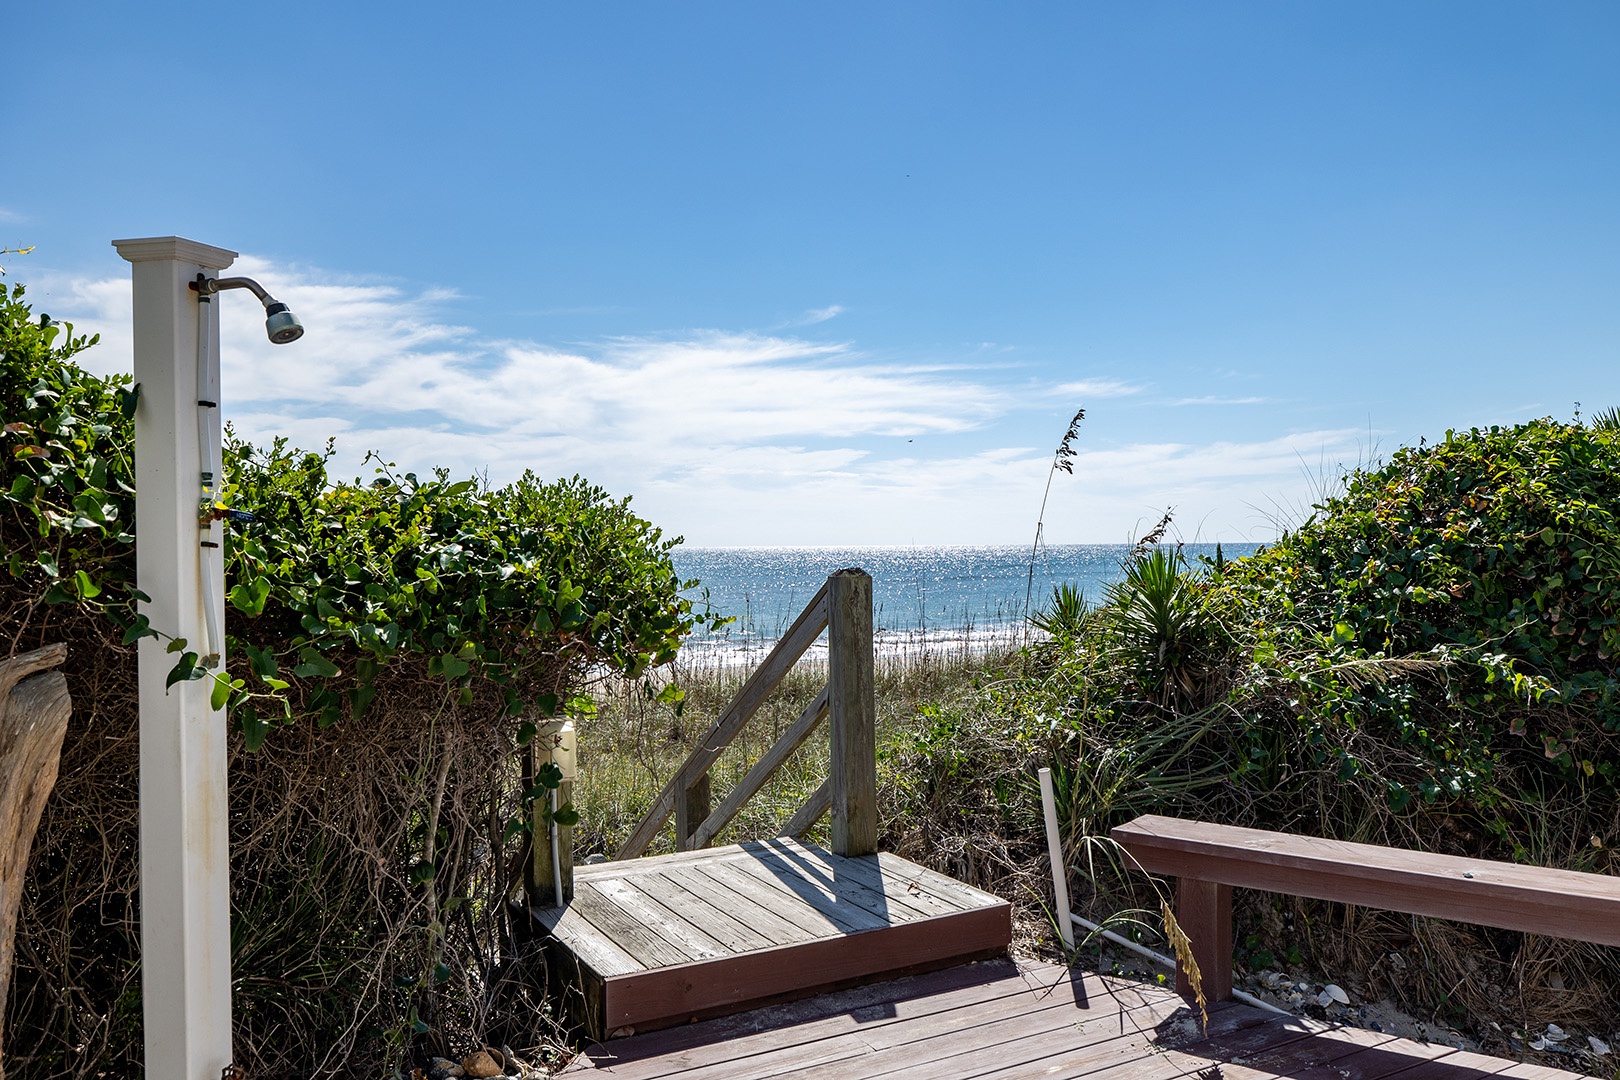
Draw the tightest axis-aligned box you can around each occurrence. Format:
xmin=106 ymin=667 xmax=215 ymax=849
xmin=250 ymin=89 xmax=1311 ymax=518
xmin=1113 ymin=813 xmax=1620 ymax=1004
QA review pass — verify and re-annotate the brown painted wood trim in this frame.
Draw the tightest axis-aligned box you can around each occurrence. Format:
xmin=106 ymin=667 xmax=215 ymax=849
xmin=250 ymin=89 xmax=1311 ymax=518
xmin=598 ymin=902 xmax=1011 ymax=1033
xmin=1113 ymin=814 xmax=1620 ymax=947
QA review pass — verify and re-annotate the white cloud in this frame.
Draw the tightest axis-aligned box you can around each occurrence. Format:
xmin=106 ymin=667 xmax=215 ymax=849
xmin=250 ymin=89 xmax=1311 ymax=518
xmin=790 ymin=304 xmax=844 ymax=326
xmin=1168 ymin=395 xmax=1269 ymax=406
xmin=50 ymin=255 xmax=1360 ymax=545
xmin=1052 ymin=379 xmax=1141 ymax=399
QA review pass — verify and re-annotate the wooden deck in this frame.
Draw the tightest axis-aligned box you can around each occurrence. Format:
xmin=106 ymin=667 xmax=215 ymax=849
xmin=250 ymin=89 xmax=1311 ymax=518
xmin=562 ymin=956 xmax=1590 ymax=1079
xmin=535 ymin=837 xmax=1011 ymax=1040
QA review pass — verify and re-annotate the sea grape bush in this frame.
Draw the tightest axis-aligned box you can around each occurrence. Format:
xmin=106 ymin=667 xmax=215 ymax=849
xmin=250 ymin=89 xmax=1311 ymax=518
xmin=221 ymin=439 xmax=711 ymax=749
xmin=1219 ymin=419 xmax=1620 ymax=808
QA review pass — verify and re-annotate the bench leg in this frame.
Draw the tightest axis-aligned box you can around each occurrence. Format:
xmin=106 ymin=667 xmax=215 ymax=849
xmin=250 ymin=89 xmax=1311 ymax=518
xmin=1175 ymin=878 xmax=1232 ymax=1004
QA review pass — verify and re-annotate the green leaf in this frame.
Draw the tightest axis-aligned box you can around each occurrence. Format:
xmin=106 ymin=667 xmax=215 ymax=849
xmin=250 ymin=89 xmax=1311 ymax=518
xmin=210 ymin=673 xmax=233 ymax=711
xmin=515 ymin=720 xmax=537 ymax=746
xmin=165 ymin=652 xmax=198 ymax=690
xmin=121 ymin=614 xmax=153 ymax=645
xmin=72 ymin=569 xmax=101 ymax=599
xmin=229 ymin=575 xmax=272 ymax=616
xmin=292 ymin=646 xmax=340 ymax=679
xmin=349 ymin=684 xmax=377 ymax=721
xmin=118 ymin=383 xmax=141 ymax=420
xmin=244 ymin=642 xmax=278 ymax=678
xmin=240 ymin=706 xmax=270 ymax=752
xmin=409 ymin=860 xmax=436 ymax=885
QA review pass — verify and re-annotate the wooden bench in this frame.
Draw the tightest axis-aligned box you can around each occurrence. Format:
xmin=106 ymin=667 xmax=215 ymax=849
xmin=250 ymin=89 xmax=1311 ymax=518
xmin=1111 ymin=814 xmax=1620 ymax=1004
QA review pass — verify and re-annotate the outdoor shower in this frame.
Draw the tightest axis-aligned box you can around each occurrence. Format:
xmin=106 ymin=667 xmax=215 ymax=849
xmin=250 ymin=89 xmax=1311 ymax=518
xmin=187 ymin=273 xmax=303 ymax=666
xmin=192 ymin=272 xmax=305 ymax=343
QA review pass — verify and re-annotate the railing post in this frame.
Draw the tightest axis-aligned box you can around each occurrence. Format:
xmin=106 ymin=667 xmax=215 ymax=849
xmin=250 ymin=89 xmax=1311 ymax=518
xmin=827 ymin=569 xmax=877 ymax=857
xmin=1175 ymin=878 xmax=1233 ymax=1004
xmin=674 ymin=770 xmax=712 ymax=852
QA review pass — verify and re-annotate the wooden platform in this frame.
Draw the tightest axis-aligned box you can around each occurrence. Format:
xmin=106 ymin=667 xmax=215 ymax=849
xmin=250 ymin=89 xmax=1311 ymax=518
xmin=563 ymin=957 xmax=1591 ymax=1079
xmin=534 ymin=837 xmax=1011 ymax=1040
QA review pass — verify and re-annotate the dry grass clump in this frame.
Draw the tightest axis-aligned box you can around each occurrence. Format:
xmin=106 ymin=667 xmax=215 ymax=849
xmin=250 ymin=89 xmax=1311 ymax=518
xmin=6 ymin=621 xmax=567 ymax=1079
xmin=574 ymin=636 xmax=1056 ymax=949
xmin=575 ymin=637 xmax=1032 ymax=852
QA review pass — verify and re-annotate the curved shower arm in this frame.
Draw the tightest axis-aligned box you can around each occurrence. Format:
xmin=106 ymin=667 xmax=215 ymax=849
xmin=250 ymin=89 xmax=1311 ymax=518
xmin=191 ymin=273 xmax=274 ymax=304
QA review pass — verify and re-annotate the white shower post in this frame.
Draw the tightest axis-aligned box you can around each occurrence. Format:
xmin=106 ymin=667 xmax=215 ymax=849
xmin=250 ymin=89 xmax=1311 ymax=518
xmin=113 ymin=236 xmax=237 ymax=1079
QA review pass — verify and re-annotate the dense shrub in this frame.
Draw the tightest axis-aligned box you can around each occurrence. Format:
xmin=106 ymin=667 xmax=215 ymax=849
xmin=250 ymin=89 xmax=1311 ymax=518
xmin=890 ymin=418 xmax=1620 ymax=1050
xmin=1222 ymin=419 xmax=1620 ymax=822
xmin=1 ymin=281 xmax=705 ymax=1076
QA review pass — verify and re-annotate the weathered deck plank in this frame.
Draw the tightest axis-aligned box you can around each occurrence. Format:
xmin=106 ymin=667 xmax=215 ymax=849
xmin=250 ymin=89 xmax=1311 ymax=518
xmin=590 ymin=877 xmax=731 ymax=963
xmin=569 ymin=883 xmax=694 ymax=970
xmin=563 ymin=959 xmax=1594 ymax=1080
xmin=661 ymin=864 xmax=820 ymax=946
xmin=639 ymin=871 xmax=779 ymax=954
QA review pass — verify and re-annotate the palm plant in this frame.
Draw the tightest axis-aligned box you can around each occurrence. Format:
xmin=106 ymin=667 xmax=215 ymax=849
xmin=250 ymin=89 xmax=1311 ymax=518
xmin=1104 ymin=548 xmax=1226 ymax=708
xmin=1589 ymin=406 xmax=1620 ymax=432
xmin=1030 ymin=583 xmax=1087 ymax=642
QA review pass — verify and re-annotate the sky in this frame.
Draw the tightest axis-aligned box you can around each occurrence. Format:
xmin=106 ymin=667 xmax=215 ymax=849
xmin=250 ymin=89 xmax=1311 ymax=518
xmin=6 ymin=3 xmax=1619 ymax=546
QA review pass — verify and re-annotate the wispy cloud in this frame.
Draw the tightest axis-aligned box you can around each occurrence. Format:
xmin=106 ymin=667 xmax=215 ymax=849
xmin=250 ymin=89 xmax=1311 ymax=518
xmin=1168 ymin=395 xmax=1269 ymax=406
xmin=786 ymin=304 xmax=844 ymax=326
xmin=1052 ymin=379 xmax=1141 ymax=399
xmin=51 ymin=256 xmax=1359 ymax=544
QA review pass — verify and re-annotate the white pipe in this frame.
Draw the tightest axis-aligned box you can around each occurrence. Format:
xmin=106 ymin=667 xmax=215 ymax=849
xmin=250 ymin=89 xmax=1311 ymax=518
xmin=550 ymin=787 xmax=564 ymax=904
xmin=1067 ymin=910 xmax=1290 ymax=1016
xmin=195 ymin=293 xmax=222 ymax=669
xmin=1037 ymin=768 xmax=1074 ymax=949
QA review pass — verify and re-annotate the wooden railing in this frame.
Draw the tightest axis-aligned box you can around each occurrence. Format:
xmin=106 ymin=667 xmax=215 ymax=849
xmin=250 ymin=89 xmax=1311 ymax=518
xmin=1113 ymin=814 xmax=1620 ymax=1005
xmin=616 ymin=568 xmax=877 ymax=861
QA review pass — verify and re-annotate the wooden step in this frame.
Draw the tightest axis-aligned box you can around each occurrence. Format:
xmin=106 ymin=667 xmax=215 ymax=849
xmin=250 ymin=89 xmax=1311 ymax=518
xmin=534 ymin=837 xmax=1011 ymax=1041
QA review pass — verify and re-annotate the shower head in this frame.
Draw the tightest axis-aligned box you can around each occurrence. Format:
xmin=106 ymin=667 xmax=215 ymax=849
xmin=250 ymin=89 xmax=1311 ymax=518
xmin=192 ymin=274 xmax=304 ymax=345
xmin=263 ymin=302 xmax=304 ymax=344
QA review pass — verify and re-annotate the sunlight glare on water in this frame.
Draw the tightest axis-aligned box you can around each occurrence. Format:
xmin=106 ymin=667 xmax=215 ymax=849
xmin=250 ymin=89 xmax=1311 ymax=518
xmin=672 ymin=544 xmax=1259 ymax=658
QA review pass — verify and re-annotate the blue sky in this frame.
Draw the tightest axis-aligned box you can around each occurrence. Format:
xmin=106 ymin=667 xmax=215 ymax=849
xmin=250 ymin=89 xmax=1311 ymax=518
xmin=8 ymin=3 xmax=1619 ymax=545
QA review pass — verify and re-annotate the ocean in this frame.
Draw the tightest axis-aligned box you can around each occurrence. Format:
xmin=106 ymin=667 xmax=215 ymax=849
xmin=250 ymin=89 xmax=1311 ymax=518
xmin=671 ymin=544 xmax=1259 ymax=657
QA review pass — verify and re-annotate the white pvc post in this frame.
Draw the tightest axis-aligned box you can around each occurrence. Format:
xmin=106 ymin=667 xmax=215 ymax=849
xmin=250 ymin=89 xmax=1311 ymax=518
xmin=114 ymin=236 xmax=237 ymax=1079
xmin=1038 ymin=767 xmax=1074 ymax=950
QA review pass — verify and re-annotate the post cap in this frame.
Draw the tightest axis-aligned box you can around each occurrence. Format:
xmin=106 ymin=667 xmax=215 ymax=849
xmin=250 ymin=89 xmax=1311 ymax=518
xmin=112 ymin=236 xmax=238 ymax=270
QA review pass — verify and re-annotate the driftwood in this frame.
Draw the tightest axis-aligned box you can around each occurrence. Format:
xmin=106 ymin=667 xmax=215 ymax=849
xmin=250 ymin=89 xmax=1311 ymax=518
xmin=0 ymin=644 xmax=70 ymax=1075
